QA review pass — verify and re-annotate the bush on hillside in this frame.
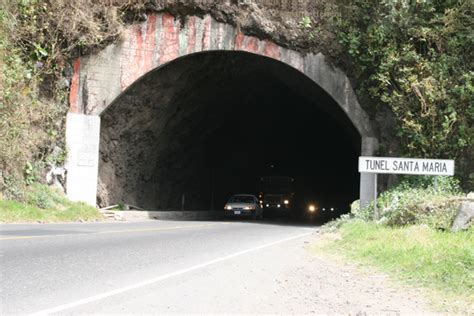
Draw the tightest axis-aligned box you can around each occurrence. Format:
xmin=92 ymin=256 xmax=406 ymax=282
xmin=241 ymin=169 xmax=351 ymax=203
xmin=24 ymin=183 xmax=67 ymax=209
xmin=354 ymin=176 xmax=464 ymax=230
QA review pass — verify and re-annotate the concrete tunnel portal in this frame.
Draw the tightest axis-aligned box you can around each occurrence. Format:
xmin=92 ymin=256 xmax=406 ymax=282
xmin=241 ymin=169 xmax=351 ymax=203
xmin=98 ymin=51 xmax=362 ymax=216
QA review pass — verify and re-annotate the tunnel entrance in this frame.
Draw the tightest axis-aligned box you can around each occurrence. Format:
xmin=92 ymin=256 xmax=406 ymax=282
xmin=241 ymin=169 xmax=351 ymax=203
xmin=98 ymin=51 xmax=361 ymax=216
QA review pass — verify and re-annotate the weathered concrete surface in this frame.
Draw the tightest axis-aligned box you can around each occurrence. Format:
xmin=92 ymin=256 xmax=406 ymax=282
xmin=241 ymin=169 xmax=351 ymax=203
xmin=104 ymin=210 xmax=224 ymax=221
xmin=451 ymin=200 xmax=474 ymax=232
xmin=70 ymin=12 xmax=373 ymax=139
xmin=360 ymin=137 xmax=379 ymax=209
xmin=65 ymin=113 xmax=100 ymax=206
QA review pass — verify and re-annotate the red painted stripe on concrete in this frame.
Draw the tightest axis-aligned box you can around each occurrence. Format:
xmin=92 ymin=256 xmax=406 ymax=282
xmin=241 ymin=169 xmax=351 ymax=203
xmin=244 ymin=36 xmax=259 ymax=54
xmin=202 ymin=15 xmax=211 ymax=50
xmin=144 ymin=14 xmax=157 ymax=72
xmin=263 ymin=40 xmax=281 ymax=60
xmin=187 ymin=16 xmax=196 ymax=54
xmin=69 ymin=58 xmax=80 ymax=113
xmin=134 ymin=24 xmax=143 ymax=72
xmin=235 ymin=31 xmax=244 ymax=50
xmin=159 ymin=13 xmax=179 ymax=65
xmin=120 ymin=25 xmax=144 ymax=90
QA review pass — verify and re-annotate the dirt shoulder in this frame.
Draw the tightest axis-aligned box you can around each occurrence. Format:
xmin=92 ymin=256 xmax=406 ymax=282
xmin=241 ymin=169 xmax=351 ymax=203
xmin=280 ymin=232 xmax=435 ymax=314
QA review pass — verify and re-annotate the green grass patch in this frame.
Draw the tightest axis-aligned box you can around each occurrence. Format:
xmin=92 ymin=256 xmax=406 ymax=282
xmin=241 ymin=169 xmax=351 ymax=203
xmin=318 ymin=221 xmax=473 ymax=310
xmin=0 ymin=184 xmax=103 ymax=223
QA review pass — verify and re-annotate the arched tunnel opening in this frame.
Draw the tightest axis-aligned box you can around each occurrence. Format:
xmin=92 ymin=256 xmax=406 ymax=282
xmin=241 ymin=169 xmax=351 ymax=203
xmin=98 ymin=51 xmax=361 ymax=221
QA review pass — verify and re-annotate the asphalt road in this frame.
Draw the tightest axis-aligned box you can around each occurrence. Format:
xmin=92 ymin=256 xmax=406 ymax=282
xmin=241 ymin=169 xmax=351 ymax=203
xmin=0 ymin=219 xmax=317 ymax=315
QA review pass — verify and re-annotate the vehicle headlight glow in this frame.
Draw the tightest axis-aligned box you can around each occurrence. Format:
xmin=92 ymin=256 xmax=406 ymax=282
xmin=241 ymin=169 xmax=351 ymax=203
xmin=308 ymin=205 xmax=316 ymax=212
xmin=284 ymin=200 xmax=289 ymax=205
xmin=266 ymin=204 xmax=270 ymax=207
xmin=277 ymin=204 xmax=281 ymax=208
xmin=330 ymin=207 xmax=334 ymax=211
xmin=225 ymin=205 xmax=232 ymax=210
xmin=244 ymin=206 xmax=255 ymax=210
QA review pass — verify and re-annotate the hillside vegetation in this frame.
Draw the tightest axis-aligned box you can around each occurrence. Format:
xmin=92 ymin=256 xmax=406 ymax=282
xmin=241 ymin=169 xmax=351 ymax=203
xmin=0 ymin=0 xmax=145 ymax=199
xmin=305 ymin=0 xmax=473 ymax=188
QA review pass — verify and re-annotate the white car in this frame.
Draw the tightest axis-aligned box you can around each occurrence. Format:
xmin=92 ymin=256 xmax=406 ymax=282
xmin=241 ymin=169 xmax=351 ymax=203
xmin=224 ymin=194 xmax=263 ymax=220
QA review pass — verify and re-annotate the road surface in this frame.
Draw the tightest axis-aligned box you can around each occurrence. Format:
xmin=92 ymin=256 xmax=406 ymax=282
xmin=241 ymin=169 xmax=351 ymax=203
xmin=1 ymin=219 xmax=430 ymax=315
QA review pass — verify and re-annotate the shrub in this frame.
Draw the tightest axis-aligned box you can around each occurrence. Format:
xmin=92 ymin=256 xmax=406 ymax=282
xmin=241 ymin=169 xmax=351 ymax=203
xmin=359 ymin=176 xmax=463 ymax=229
xmin=24 ymin=183 xmax=66 ymax=209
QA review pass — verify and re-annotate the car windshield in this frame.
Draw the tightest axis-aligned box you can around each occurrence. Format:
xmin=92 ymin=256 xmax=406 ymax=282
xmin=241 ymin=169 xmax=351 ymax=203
xmin=228 ymin=196 xmax=254 ymax=203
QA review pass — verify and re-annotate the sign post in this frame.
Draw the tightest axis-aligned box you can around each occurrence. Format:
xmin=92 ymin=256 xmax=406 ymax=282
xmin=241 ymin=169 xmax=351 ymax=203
xmin=358 ymin=157 xmax=455 ymax=220
xmin=373 ymin=174 xmax=378 ymax=219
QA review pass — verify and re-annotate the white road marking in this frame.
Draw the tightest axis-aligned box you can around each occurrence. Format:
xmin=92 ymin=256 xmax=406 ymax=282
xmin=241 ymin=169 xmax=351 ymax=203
xmin=29 ymin=231 xmax=314 ymax=315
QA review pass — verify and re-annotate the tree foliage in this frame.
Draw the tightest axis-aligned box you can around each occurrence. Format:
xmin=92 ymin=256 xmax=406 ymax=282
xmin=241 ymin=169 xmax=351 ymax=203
xmin=308 ymin=0 xmax=473 ymax=189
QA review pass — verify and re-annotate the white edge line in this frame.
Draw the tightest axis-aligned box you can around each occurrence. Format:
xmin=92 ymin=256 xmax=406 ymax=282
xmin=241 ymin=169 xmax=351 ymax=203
xmin=29 ymin=231 xmax=313 ymax=316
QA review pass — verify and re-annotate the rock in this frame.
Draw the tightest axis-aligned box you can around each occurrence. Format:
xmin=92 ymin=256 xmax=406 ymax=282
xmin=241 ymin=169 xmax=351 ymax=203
xmin=113 ymin=213 xmax=124 ymax=221
xmin=350 ymin=200 xmax=360 ymax=213
xmin=451 ymin=201 xmax=474 ymax=232
xmin=467 ymin=192 xmax=474 ymax=199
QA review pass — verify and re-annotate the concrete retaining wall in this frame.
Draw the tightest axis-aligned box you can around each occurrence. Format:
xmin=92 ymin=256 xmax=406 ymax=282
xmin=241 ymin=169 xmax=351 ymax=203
xmin=104 ymin=210 xmax=224 ymax=221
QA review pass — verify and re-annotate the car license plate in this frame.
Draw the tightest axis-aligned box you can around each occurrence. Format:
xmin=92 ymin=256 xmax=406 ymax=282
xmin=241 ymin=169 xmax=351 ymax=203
xmin=234 ymin=211 xmax=241 ymax=215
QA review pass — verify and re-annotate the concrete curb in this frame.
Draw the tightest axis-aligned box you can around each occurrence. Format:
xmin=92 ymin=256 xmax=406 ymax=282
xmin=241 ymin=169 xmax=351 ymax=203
xmin=101 ymin=210 xmax=224 ymax=221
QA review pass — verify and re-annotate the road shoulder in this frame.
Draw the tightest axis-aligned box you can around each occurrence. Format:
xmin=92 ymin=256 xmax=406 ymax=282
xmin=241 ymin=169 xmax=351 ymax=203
xmin=67 ymin=231 xmax=433 ymax=315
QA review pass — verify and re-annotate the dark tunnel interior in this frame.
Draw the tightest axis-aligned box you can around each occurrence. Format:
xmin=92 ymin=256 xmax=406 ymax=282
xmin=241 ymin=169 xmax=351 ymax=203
xmin=98 ymin=51 xmax=361 ymax=219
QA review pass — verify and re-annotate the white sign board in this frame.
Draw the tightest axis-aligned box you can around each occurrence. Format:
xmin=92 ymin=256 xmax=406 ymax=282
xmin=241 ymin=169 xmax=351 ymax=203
xmin=359 ymin=156 xmax=454 ymax=176
xmin=65 ymin=113 xmax=101 ymax=206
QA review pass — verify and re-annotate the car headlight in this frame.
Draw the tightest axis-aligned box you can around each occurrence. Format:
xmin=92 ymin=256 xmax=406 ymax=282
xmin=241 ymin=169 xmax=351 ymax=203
xmin=308 ymin=205 xmax=316 ymax=212
xmin=244 ymin=206 xmax=255 ymax=210
xmin=266 ymin=204 xmax=270 ymax=207
xmin=284 ymin=200 xmax=289 ymax=205
xmin=330 ymin=207 xmax=334 ymax=211
xmin=277 ymin=204 xmax=281 ymax=208
xmin=225 ymin=205 xmax=232 ymax=210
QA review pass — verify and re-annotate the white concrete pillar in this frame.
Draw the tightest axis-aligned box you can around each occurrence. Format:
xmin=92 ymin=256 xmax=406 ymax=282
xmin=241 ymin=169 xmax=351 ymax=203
xmin=360 ymin=136 xmax=378 ymax=209
xmin=65 ymin=113 xmax=101 ymax=206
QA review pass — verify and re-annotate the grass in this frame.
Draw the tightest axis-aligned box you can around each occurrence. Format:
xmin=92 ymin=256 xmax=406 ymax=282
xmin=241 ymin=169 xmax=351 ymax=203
xmin=316 ymin=221 xmax=474 ymax=312
xmin=0 ymin=184 xmax=103 ymax=223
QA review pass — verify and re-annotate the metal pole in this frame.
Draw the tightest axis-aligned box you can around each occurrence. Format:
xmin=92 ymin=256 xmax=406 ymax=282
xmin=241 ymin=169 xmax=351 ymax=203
xmin=374 ymin=174 xmax=378 ymax=220
xmin=181 ymin=194 xmax=185 ymax=211
xmin=434 ymin=176 xmax=438 ymax=191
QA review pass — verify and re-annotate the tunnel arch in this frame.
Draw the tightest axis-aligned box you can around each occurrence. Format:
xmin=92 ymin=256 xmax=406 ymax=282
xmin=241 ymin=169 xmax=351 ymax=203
xmin=66 ymin=12 xmax=379 ymax=209
xmin=70 ymin=13 xmax=374 ymax=139
xmin=99 ymin=50 xmax=363 ymax=210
